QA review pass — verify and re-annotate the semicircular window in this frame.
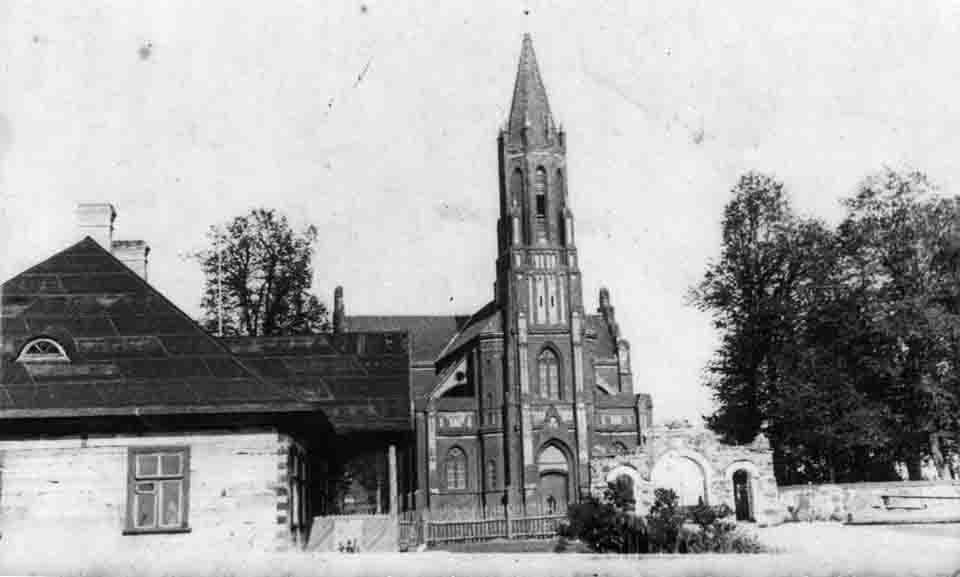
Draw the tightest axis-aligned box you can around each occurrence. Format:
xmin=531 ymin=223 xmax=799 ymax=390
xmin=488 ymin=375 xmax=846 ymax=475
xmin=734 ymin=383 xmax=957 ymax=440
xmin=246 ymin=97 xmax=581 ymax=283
xmin=17 ymin=338 xmax=70 ymax=362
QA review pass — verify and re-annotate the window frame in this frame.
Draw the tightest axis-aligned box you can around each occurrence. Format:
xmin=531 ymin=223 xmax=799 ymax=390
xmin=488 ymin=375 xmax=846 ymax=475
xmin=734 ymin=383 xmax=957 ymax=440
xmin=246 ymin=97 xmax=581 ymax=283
xmin=16 ymin=337 xmax=70 ymax=363
xmin=486 ymin=459 xmax=497 ymax=490
xmin=534 ymin=167 xmax=548 ymax=217
xmin=537 ymin=348 xmax=561 ymax=399
xmin=444 ymin=447 xmax=468 ymax=491
xmin=124 ymin=446 xmax=191 ymax=535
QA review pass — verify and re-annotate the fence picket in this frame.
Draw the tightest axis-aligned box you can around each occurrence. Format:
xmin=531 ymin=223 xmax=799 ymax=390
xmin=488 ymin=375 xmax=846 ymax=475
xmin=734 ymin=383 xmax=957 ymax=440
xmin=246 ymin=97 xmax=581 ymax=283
xmin=398 ymin=512 xmax=565 ymax=547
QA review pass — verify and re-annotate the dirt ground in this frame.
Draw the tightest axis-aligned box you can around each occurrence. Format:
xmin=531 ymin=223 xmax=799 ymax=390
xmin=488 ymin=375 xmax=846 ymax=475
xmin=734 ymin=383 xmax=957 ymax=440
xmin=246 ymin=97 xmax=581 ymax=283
xmin=2 ymin=522 xmax=960 ymax=577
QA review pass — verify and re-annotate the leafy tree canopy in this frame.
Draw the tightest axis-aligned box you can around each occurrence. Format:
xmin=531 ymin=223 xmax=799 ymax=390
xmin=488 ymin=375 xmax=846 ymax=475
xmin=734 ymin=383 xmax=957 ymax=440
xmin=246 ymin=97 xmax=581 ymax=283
xmin=693 ymin=168 xmax=960 ymax=483
xmin=195 ymin=208 xmax=329 ymax=337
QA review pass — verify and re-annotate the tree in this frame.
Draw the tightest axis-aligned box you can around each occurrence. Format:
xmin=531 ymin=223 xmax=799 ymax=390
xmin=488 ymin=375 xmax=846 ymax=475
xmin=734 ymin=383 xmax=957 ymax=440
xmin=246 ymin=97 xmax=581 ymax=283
xmin=690 ymin=172 xmax=807 ymax=445
xmin=692 ymin=171 xmax=900 ymax=483
xmin=195 ymin=208 xmax=329 ymax=336
xmin=838 ymin=168 xmax=960 ymax=479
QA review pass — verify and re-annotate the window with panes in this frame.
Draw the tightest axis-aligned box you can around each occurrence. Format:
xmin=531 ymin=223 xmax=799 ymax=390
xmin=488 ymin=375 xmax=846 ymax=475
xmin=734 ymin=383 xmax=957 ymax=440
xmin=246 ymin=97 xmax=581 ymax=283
xmin=126 ymin=447 xmax=190 ymax=533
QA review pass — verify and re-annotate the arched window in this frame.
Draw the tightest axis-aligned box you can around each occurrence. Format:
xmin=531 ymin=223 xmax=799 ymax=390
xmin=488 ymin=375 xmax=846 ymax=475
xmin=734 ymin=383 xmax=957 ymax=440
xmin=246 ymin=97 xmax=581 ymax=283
xmin=556 ymin=169 xmax=566 ymax=244
xmin=538 ymin=348 xmax=560 ymax=399
xmin=510 ymin=167 xmax=528 ymax=243
xmin=534 ymin=167 xmax=548 ymax=242
xmin=510 ymin=167 xmax=524 ymax=206
xmin=486 ymin=460 xmax=497 ymax=489
xmin=17 ymin=338 xmax=69 ymax=362
xmin=445 ymin=447 xmax=467 ymax=490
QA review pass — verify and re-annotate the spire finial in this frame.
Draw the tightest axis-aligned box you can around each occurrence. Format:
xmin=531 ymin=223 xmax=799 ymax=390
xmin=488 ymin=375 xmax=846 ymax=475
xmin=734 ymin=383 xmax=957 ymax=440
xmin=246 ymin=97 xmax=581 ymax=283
xmin=506 ymin=33 xmax=554 ymax=148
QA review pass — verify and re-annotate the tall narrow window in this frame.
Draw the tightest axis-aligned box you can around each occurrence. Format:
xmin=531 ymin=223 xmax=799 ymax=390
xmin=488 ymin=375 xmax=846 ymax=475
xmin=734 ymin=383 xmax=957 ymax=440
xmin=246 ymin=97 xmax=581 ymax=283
xmin=538 ymin=348 xmax=560 ymax=399
xmin=445 ymin=447 xmax=468 ymax=490
xmin=511 ymin=167 xmax=528 ymax=243
xmin=510 ymin=168 xmax=524 ymax=206
xmin=126 ymin=447 xmax=190 ymax=534
xmin=535 ymin=167 xmax=548 ymax=242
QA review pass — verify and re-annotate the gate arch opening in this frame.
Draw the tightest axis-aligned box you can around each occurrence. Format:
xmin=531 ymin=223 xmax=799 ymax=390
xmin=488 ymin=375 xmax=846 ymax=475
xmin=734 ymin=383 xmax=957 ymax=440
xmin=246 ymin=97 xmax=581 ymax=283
xmin=732 ymin=469 xmax=754 ymax=521
xmin=651 ymin=451 xmax=710 ymax=507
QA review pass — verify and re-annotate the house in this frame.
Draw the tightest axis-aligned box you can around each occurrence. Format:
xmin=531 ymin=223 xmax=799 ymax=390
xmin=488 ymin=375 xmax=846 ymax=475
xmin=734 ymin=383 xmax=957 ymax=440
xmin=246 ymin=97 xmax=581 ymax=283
xmin=0 ymin=227 xmax=412 ymax=556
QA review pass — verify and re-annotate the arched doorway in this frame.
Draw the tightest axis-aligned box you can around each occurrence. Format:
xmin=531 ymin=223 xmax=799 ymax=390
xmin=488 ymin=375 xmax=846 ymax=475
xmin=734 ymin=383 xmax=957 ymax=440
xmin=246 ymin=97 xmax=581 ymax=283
xmin=537 ymin=444 xmax=570 ymax=514
xmin=651 ymin=452 xmax=708 ymax=507
xmin=604 ymin=465 xmax=642 ymax=511
xmin=732 ymin=469 xmax=753 ymax=521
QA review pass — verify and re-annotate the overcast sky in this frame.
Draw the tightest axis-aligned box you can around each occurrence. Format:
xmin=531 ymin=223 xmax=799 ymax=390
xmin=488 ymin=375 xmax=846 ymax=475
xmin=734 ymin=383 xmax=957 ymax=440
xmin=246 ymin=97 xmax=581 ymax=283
xmin=3 ymin=1 xmax=960 ymax=423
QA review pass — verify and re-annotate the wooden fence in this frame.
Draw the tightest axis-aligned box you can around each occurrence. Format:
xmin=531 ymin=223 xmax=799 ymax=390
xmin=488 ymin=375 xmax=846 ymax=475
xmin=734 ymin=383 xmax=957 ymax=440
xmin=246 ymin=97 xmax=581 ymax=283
xmin=399 ymin=512 xmax=565 ymax=548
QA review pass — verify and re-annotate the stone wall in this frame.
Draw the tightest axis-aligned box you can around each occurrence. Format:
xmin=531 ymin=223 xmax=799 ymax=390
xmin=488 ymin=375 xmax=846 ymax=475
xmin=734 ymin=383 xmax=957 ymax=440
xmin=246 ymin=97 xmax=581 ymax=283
xmin=779 ymin=480 xmax=960 ymax=522
xmin=590 ymin=425 xmax=781 ymax=525
xmin=0 ymin=430 xmax=292 ymax=562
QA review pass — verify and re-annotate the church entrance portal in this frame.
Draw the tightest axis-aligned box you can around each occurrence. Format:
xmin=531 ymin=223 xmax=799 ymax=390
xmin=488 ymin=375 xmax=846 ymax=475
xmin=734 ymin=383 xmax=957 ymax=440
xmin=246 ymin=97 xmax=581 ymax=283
xmin=537 ymin=444 xmax=570 ymax=514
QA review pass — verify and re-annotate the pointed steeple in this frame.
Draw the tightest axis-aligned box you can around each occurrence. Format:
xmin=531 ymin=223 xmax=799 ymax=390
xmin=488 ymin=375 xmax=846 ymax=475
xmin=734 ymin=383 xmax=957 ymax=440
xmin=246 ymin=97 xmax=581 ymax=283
xmin=507 ymin=34 xmax=555 ymax=148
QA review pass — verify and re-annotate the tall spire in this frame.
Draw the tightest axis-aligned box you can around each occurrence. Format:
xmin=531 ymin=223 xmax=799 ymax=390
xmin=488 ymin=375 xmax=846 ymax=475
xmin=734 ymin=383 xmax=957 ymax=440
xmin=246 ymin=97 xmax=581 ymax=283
xmin=507 ymin=34 xmax=555 ymax=147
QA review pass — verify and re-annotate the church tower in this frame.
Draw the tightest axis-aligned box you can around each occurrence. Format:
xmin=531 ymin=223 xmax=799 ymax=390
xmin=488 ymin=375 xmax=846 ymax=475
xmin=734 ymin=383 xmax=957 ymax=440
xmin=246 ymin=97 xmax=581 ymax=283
xmin=496 ymin=34 xmax=591 ymax=509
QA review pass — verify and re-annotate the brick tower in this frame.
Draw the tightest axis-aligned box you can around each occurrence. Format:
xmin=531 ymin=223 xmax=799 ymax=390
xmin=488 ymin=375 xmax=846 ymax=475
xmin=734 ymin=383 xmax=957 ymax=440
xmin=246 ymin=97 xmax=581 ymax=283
xmin=496 ymin=34 xmax=591 ymax=510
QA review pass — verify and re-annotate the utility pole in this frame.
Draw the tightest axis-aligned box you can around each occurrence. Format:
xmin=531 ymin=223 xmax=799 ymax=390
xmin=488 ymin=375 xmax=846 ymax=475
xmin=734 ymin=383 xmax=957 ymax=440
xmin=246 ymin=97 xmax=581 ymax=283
xmin=216 ymin=230 xmax=224 ymax=337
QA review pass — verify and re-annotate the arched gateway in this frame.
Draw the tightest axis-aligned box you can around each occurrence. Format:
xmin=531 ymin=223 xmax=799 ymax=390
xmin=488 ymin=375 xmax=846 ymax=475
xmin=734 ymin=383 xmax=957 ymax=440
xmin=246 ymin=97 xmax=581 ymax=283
xmin=651 ymin=451 xmax=710 ymax=506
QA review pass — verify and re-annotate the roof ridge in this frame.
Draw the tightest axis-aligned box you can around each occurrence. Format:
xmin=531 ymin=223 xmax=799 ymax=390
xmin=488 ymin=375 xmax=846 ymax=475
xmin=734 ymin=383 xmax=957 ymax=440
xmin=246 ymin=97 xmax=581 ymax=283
xmin=436 ymin=300 xmax=499 ymax=362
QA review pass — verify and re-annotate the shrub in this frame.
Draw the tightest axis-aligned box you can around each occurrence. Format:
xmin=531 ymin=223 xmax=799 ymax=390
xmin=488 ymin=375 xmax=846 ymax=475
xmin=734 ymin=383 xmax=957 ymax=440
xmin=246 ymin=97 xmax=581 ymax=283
xmin=560 ymin=485 xmax=766 ymax=555
xmin=646 ymin=488 xmax=686 ymax=553
xmin=557 ymin=481 xmax=648 ymax=554
xmin=681 ymin=520 xmax=766 ymax=553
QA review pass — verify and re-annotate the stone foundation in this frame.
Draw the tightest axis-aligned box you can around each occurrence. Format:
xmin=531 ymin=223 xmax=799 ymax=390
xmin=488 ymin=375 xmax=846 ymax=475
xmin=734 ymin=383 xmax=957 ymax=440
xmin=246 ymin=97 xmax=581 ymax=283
xmin=779 ymin=480 xmax=960 ymax=523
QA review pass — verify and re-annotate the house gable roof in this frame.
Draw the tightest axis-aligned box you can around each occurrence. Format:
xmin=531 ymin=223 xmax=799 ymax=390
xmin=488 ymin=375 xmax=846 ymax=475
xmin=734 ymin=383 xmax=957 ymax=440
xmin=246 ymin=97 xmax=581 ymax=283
xmin=0 ymin=237 xmax=300 ymax=418
xmin=0 ymin=238 xmax=411 ymax=431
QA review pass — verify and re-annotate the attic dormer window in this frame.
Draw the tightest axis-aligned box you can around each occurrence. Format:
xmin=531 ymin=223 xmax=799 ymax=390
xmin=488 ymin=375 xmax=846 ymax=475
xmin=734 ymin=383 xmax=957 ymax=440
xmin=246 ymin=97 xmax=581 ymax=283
xmin=17 ymin=338 xmax=69 ymax=362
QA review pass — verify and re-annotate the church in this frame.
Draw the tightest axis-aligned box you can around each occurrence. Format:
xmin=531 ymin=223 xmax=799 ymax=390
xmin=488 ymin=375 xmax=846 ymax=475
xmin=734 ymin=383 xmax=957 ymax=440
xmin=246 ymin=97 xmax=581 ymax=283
xmin=344 ymin=34 xmax=651 ymax=516
xmin=344 ymin=35 xmax=777 ymax=522
xmin=0 ymin=35 xmax=779 ymax=560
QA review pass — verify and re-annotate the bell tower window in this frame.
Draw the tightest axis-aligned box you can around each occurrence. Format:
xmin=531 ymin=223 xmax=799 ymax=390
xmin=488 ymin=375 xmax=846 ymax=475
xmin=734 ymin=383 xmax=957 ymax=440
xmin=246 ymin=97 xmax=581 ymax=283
xmin=534 ymin=167 xmax=548 ymax=242
xmin=510 ymin=167 xmax=528 ymax=244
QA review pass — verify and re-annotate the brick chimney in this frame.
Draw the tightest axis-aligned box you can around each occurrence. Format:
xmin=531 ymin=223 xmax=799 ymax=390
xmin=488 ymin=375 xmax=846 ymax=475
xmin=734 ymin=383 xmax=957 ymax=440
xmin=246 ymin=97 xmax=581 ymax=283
xmin=333 ymin=286 xmax=346 ymax=333
xmin=75 ymin=203 xmax=116 ymax=249
xmin=112 ymin=239 xmax=150 ymax=281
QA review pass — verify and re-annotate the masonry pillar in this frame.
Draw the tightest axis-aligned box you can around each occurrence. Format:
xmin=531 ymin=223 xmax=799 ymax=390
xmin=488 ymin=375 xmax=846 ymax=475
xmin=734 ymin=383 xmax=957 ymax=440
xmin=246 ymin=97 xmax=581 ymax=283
xmin=388 ymin=444 xmax=398 ymax=516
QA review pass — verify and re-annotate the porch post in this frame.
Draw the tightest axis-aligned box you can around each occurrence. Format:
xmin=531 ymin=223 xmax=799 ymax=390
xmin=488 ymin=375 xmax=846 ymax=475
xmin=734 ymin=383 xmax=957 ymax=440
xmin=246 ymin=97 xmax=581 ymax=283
xmin=389 ymin=444 xmax=399 ymax=516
